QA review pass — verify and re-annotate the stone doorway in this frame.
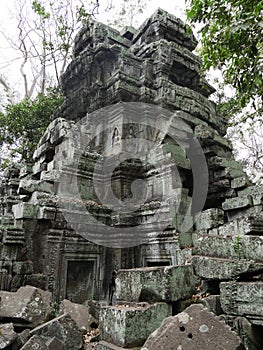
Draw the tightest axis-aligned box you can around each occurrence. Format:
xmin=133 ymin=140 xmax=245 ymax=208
xmin=66 ymin=260 xmax=95 ymax=303
xmin=147 ymin=261 xmax=171 ymax=267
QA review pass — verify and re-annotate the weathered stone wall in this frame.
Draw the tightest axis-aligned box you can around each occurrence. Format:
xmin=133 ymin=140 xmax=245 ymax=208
xmin=0 ymin=8 xmax=262 ymax=349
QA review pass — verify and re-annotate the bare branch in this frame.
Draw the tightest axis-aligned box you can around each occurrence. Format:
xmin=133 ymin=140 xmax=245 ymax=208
xmin=0 ymin=76 xmax=15 ymax=105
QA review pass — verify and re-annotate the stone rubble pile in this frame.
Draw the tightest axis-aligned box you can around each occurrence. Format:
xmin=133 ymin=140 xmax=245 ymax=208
xmin=0 ymin=286 xmax=98 ymax=349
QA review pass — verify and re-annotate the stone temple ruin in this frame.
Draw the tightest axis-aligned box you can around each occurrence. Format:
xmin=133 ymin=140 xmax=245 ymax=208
xmin=0 ymin=8 xmax=263 ymax=350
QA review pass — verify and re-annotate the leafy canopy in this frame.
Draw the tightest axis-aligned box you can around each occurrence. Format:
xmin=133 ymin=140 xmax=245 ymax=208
xmin=186 ymin=0 xmax=263 ymax=116
xmin=0 ymin=88 xmax=63 ymax=165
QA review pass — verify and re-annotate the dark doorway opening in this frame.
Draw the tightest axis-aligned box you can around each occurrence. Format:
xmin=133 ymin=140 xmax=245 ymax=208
xmin=147 ymin=261 xmax=170 ymax=267
xmin=66 ymin=260 xmax=94 ymax=303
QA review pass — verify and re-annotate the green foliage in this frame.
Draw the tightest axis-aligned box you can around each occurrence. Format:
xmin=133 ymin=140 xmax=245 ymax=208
xmin=32 ymin=0 xmax=91 ymax=57
xmin=0 ymin=88 xmax=63 ymax=166
xmin=29 ymin=0 xmax=95 ymax=92
xmin=234 ymin=235 xmax=244 ymax=259
xmin=32 ymin=0 xmax=50 ymax=19
xmin=44 ymin=301 xmax=59 ymax=322
xmin=186 ymin=0 xmax=263 ymax=118
xmin=76 ymin=3 xmax=94 ymax=25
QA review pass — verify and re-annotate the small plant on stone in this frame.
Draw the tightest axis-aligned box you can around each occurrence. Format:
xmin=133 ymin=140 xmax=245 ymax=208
xmin=234 ymin=235 xmax=244 ymax=259
xmin=44 ymin=301 xmax=59 ymax=322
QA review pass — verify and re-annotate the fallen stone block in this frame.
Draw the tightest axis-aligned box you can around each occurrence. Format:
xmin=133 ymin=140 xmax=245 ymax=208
xmin=87 ymin=300 xmax=108 ymax=321
xmin=222 ymin=195 xmax=252 ymax=211
xmin=231 ymin=176 xmax=250 ymax=189
xmin=18 ymin=178 xmax=54 ymax=195
xmin=216 ymin=215 xmax=263 ymax=236
xmin=100 ymin=302 xmax=171 ymax=348
xmin=116 ymin=265 xmax=195 ymax=302
xmin=214 ymin=166 xmax=245 ymax=180
xmin=30 ymin=313 xmax=83 ymax=350
xmin=96 ymin=340 xmax=141 ymax=350
xmin=12 ymin=203 xmax=38 ymax=219
xmin=238 ymin=185 xmax=263 ymax=206
xmin=199 ymin=295 xmax=223 ymax=316
xmin=45 ymin=336 xmax=65 ymax=350
xmin=195 ymin=208 xmax=224 ymax=230
xmin=218 ymin=220 xmax=239 ymax=236
xmin=193 ymin=234 xmax=238 ymax=259
xmin=0 ymin=286 xmax=52 ymax=327
xmin=193 ymin=234 xmax=263 ymax=261
xmin=0 ymin=323 xmax=17 ymax=349
xmin=236 ymin=214 xmax=263 ymax=235
xmin=20 ymin=335 xmax=48 ymax=350
xmin=192 ymin=256 xmax=263 ymax=280
xmin=59 ymin=299 xmax=98 ymax=332
xmin=142 ymin=304 xmax=244 ymax=350
xmin=220 ymin=282 xmax=263 ymax=319
xmin=13 ymin=329 xmax=31 ymax=349
xmin=232 ymin=316 xmax=263 ymax=350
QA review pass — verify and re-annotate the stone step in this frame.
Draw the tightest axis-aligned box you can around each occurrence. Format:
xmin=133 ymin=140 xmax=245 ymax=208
xmin=193 ymin=234 xmax=263 ymax=261
xmin=220 ymin=282 xmax=263 ymax=325
xmin=100 ymin=302 xmax=171 ymax=348
xmin=116 ymin=265 xmax=195 ymax=303
xmin=192 ymin=255 xmax=263 ymax=280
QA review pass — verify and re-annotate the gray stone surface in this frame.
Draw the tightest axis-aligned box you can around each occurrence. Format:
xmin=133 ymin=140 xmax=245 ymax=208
xmin=12 ymin=202 xmax=38 ymax=219
xmin=231 ymin=176 xmax=250 ymax=189
xmin=222 ymin=195 xmax=253 ymax=211
xmin=45 ymin=336 xmax=65 ymax=350
xmin=0 ymin=7 xmax=262 ymax=350
xmin=12 ymin=261 xmax=33 ymax=275
xmin=142 ymin=304 xmax=244 ymax=350
xmin=10 ymin=329 xmax=31 ymax=350
xmin=220 ymin=282 xmax=263 ymax=318
xmin=18 ymin=178 xmax=54 ymax=195
xmin=59 ymin=299 xmax=98 ymax=331
xmin=193 ymin=256 xmax=263 ymax=280
xmin=232 ymin=317 xmax=263 ymax=350
xmin=116 ymin=265 xmax=195 ymax=302
xmin=96 ymin=341 xmax=140 ymax=350
xmin=193 ymin=234 xmax=263 ymax=261
xmin=20 ymin=335 xmax=48 ymax=350
xmin=196 ymin=208 xmax=224 ymax=230
xmin=0 ymin=323 xmax=17 ymax=349
xmin=199 ymin=295 xmax=223 ymax=316
xmin=30 ymin=313 xmax=83 ymax=350
xmin=100 ymin=302 xmax=171 ymax=348
xmin=0 ymin=286 xmax=52 ymax=327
